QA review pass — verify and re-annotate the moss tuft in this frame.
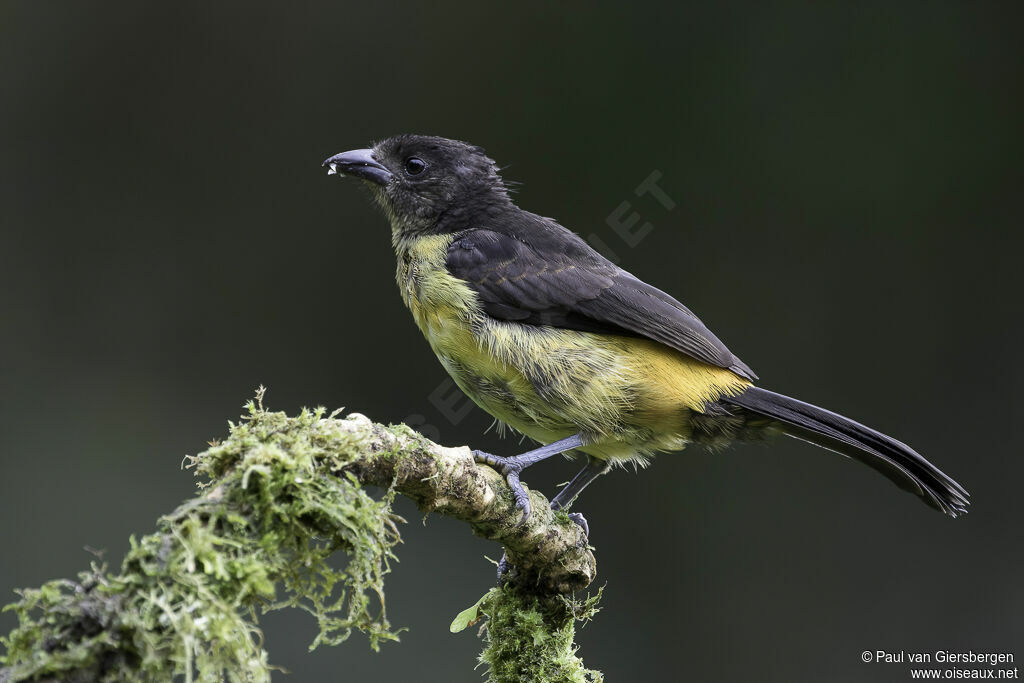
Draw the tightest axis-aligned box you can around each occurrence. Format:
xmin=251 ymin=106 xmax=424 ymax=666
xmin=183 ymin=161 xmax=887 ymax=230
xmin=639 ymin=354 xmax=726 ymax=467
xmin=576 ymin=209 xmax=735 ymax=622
xmin=477 ymin=585 xmax=603 ymax=683
xmin=0 ymin=392 xmax=401 ymax=682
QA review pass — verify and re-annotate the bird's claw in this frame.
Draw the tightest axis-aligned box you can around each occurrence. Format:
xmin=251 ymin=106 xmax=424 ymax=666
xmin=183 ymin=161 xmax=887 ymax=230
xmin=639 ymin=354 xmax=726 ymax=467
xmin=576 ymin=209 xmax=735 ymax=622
xmin=567 ymin=511 xmax=590 ymax=538
xmin=474 ymin=448 xmax=590 ymax=583
xmin=472 ymin=449 xmax=532 ymax=524
xmin=496 ymin=554 xmax=511 ymax=581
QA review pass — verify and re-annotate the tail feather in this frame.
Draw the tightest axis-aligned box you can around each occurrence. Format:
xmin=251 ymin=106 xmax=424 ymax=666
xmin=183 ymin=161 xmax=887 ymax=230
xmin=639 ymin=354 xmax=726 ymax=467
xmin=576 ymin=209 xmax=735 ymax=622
xmin=722 ymin=386 xmax=969 ymax=517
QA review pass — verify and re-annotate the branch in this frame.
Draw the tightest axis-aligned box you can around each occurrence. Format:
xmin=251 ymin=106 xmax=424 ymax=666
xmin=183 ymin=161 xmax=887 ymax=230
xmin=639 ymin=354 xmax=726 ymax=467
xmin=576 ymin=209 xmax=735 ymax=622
xmin=0 ymin=394 xmax=602 ymax=682
xmin=345 ymin=414 xmax=595 ymax=593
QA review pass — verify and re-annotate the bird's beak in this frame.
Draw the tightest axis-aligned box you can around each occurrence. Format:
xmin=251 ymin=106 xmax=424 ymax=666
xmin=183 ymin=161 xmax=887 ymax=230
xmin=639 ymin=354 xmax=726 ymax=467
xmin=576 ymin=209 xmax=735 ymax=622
xmin=322 ymin=149 xmax=393 ymax=186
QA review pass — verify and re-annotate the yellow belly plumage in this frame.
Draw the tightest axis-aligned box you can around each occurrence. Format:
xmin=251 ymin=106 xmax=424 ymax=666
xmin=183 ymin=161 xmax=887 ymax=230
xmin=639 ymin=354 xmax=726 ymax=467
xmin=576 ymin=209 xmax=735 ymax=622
xmin=395 ymin=234 xmax=751 ymax=466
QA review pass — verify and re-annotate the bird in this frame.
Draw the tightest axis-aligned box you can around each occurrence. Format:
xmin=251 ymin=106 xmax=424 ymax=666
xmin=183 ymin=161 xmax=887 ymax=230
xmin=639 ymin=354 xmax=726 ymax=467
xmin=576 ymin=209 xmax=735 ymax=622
xmin=322 ymin=134 xmax=968 ymax=532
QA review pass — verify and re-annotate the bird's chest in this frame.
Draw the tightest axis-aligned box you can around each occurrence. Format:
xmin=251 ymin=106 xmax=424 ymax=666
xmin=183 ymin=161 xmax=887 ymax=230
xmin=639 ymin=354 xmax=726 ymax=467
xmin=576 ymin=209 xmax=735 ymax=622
xmin=393 ymin=237 xmax=546 ymax=421
xmin=394 ymin=235 xmax=488 ymax=368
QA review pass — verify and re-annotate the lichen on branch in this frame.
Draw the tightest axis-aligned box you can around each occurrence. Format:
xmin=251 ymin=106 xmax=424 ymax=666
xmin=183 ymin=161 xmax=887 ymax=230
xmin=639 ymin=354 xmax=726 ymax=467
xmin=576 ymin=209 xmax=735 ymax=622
xmin=0 ymin=392 xmax=600 ymax=681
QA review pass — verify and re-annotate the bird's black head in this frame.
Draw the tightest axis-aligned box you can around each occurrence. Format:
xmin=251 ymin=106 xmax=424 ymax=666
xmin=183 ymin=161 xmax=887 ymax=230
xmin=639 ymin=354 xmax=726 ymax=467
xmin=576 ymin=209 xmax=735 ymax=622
xmin=323 ymin=135 xmax=510 ymax=238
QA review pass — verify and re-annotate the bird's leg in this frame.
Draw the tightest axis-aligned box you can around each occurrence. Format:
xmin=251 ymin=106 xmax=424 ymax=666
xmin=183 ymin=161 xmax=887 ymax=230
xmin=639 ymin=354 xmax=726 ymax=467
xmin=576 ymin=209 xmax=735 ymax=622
xmin=548 ymin=456 xmax=611 ymax=538
xmin=491 ymin=451 xmax=608 ymax=582
xmin=473 ymin=433 xmax=585 ymax=523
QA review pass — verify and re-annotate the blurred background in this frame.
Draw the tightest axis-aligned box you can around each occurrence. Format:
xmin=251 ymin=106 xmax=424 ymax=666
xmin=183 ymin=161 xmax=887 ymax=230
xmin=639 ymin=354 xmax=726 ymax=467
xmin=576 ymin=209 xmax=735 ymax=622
xmin=2 ymin=2 xmax=1021 ymax=681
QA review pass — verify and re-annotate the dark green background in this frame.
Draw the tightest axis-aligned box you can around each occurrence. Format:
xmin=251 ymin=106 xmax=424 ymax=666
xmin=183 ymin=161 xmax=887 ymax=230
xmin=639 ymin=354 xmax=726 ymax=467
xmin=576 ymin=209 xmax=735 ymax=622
xmin=2 ymin=3 xmax=1021 ymax=681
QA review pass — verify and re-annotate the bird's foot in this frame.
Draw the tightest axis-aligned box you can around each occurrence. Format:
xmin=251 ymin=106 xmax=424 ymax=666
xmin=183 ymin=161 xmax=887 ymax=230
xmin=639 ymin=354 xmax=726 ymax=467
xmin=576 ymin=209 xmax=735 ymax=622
xmin=472 ymin=450 xmax=532 ymax=524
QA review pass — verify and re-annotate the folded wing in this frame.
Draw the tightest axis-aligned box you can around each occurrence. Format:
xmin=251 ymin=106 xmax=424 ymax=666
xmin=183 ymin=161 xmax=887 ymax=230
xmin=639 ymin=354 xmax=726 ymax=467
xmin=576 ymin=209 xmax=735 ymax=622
xmin=445 ymin=220 xmax=756 ymax=380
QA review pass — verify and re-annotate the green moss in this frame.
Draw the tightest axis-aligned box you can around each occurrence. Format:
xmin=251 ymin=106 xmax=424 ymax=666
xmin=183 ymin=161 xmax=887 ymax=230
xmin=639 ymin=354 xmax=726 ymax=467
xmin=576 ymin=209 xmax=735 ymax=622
xmin=477 ymin=585 xmax=603 ymax=683
xmin=383 ymin=422 xmax=423 ymax=443
xmin=0 ymin=391 xmax=401 ymax=681
xmin=1 ymin=390 xmax=602 ymax=681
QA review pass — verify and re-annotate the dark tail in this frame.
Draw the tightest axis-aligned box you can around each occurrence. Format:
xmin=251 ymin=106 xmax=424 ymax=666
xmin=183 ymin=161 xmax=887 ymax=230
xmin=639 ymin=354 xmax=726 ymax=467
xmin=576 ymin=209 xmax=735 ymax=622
xmin=721 ymin=386 xmax=969 ymax=517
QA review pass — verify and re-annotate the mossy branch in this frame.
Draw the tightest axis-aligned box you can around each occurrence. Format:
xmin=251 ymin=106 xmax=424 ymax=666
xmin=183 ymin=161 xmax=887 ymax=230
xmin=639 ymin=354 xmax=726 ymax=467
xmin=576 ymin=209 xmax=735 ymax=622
xmin=0 ymin=392 xmax=602 ymax=682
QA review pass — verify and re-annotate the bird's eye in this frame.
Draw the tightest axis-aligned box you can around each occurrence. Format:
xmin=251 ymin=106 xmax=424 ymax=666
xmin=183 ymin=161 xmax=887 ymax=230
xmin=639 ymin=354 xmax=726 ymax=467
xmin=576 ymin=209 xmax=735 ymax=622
xmin=404 ymin=157 xmax=426 ymax=176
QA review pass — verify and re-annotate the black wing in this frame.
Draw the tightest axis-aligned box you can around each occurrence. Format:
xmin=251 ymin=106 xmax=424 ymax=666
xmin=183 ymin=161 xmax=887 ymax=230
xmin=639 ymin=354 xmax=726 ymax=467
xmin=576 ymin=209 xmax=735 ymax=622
xmin=445 ymin=219 xmax=756 ymax=380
